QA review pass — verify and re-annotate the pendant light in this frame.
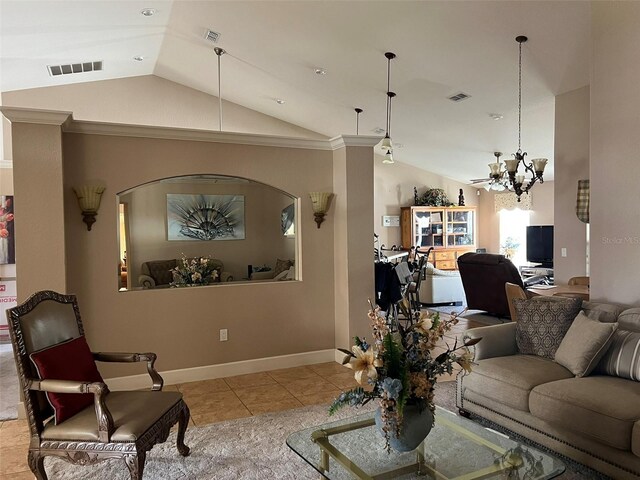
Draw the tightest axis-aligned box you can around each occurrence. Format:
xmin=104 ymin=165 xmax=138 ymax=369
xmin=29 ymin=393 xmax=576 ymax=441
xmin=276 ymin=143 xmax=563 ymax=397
xmin=381 ymin=52 xmax=396 ymax=161
xmin=502 ymin=36 xmax=547 ymax=201
xmin=355 ymin=108 xmax=363 ymax=135
xmin=214 ymin=47 xmax=225 ymax=131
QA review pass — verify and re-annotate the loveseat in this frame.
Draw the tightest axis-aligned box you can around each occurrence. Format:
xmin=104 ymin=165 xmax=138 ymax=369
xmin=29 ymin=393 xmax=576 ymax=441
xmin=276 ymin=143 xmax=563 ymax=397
xmin=138 ymin=258 xmax=233 ymax=288
xmin=457 ymin=300 xmax=640 ymax=478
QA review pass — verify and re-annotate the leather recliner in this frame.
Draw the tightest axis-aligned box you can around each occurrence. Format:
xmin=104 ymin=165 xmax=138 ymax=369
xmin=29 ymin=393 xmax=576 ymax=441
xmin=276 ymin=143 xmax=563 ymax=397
xmin=457 ymin=252 xmax=524 ymax=318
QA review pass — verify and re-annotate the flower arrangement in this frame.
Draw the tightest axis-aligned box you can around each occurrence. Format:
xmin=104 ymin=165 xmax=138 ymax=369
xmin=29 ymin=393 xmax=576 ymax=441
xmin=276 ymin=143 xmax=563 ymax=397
xmin=170 ymin=254 xmax=219 ymax=287
xmin=414 ymin=186 xmax=455 ymax=207
xmin=329 ymin=304 xmax=479 ymax=450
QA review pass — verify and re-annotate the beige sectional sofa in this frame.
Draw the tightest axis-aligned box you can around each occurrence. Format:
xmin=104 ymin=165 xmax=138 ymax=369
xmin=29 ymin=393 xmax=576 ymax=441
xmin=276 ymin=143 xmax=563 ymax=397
xmin=457 ymin=301 xmax=640 ymax=478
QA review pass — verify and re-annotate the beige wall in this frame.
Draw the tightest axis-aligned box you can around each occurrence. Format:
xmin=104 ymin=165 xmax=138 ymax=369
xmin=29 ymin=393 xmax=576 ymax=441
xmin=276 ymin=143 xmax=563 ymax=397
xmin=57 ymin=130 xmax=336 ymax=377
xmin=124 ymin=180 xmax=295 ymax=284
xmin=553 ymin=86 xmax=589 ymax=284
xmin=374 ymin=160 xmax=478 ymax=249
xmin=477 ymin=181 xmax=554 ymax=254
xmin=2 ymin=75 xmax=325 ymax=139
xmin=590 ymin=2 xmax=640 ymax=304
xmin=0 ymin=168 xmax=12 ymax=195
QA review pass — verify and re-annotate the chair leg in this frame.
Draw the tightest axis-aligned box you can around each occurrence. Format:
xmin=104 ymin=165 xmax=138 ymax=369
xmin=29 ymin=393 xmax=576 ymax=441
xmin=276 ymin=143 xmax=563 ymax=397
xmin=124 ymin=451 xmax=146 ymax=480
xmin=28 ymin=450 xmax=48 ymax=480
xmin=176 ymin=404 xmax=191 ymax=457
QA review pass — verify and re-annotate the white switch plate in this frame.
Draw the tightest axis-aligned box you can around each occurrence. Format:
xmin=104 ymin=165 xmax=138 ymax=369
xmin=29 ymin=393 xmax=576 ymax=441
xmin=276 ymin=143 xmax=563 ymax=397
xmin=561 ymin=248 xmax=567 ymax=257
xmin=382 ymin=215 xmax=400 ymax=227
xmin=219 ymin=329 xmax=228 ymax=341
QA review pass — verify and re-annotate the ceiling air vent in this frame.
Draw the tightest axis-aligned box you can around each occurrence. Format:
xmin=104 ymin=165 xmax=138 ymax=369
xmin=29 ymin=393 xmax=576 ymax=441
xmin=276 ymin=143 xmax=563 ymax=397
xmin=205 ymin=29 xmax=221 ymax=43
xmin=448 ymin=92 xmax=471 ymax=102
xmin=47 ymin=61 xmax=103 ymax=77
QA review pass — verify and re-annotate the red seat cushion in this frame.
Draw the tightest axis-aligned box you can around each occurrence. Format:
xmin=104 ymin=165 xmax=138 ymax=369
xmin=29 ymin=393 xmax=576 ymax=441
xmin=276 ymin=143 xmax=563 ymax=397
xmin=30 ymin=336 xmax=104 ymax=424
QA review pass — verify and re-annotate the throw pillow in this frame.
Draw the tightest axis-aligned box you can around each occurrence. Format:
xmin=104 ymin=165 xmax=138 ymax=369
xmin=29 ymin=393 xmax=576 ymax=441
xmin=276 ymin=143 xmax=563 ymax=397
xmin=596 ymin=329 xmax=640 ymax=381
xmin=273 ymin=258 xmax=294 ymax=277
xmin=30 ymin=336 xmax=104 ymax=424
xmin=513 ymin=296 xmax=582 ymax=359
xmin=554 ymin=311 xmax=618 ymax=377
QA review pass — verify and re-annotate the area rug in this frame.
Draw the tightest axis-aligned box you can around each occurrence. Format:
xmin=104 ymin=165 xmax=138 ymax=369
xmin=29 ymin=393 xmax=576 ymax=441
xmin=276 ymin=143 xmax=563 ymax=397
xmin=0 ymin=343 xmax=19 ymax=420
xmin=45 ymin=381 xmax=607 ymax=479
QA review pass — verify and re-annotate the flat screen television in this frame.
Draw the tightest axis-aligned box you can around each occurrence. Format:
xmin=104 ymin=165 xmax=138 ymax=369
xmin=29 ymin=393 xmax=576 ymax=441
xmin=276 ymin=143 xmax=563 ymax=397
xmin=526 ymin=225 xmax=554 ymax=268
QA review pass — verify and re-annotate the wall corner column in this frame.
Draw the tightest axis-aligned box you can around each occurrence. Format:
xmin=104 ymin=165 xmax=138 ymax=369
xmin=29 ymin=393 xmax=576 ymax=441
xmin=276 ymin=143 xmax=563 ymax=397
xmin=332 ymin=136 xmax=378 ymax=350
xmin=1 ymin=108 xmax=72 ymax=301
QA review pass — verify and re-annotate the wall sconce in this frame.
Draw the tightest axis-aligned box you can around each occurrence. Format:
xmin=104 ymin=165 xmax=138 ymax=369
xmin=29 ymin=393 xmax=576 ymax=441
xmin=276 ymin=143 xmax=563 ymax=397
xmin=73 ymin=185 xmax=105 ymax=231
xmin=309 ymin=192 xmax=332 ymax=228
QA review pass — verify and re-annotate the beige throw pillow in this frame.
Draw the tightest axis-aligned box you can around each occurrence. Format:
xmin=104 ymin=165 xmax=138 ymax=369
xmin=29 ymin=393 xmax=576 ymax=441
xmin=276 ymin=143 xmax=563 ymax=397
xmin=555 ymin=311 xmax=618 ymax=377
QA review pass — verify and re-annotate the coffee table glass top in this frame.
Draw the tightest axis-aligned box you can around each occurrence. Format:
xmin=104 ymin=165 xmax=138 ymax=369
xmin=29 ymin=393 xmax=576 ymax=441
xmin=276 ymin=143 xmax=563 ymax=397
xmin=287 ymin=407 xmax=565 ymax=480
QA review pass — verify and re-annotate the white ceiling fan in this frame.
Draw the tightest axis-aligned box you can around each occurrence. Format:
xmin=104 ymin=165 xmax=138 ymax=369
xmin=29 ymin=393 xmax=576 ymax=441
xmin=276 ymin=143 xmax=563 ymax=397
xmin=469 ymin=152 xmax=511 ymax=191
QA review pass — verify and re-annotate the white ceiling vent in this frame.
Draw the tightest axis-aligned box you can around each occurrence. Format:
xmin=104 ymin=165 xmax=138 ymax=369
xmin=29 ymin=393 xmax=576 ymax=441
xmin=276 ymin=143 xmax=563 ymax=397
xmin=47 ymin=61 xmax=103 ymax=77
xmin=448 ymin=92 xmax=471 ymax=102
xmin=205 ymin=29 xmax=221 ymax=43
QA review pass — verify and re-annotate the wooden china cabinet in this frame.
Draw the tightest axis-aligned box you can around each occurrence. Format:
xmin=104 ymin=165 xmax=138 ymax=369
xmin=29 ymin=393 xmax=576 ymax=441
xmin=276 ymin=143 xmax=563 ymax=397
xmin=400 ymin=206 xmax=477 ymax=270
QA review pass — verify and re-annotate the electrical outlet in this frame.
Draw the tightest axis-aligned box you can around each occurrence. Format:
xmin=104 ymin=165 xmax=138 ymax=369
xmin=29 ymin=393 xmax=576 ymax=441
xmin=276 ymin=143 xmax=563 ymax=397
xmin=561 ymin=248 xmax=567 ymax=257
xmin=219 ymin=329 xmax=228 ymax=341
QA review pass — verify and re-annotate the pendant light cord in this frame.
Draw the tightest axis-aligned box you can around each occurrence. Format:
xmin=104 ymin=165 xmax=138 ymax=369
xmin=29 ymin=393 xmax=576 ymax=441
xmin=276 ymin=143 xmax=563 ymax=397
xmin=386 ymin=55 xmax=392 ymax=135
xmin=518 ymin=41 xmax=522 ymax=152
xmin=218 ymin=52 xmax=223 ymax=132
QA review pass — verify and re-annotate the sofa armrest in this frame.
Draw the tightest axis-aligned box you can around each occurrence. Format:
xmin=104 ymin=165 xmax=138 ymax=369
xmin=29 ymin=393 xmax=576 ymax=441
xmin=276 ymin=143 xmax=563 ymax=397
xmin=138 ymin=274 xmax=157 ymax=288
xmin=220 ymin=271 xmax=233 ymax=282
xmin=250 ymin=271 xmax=274 ymax=280
xmin=464 ymin=323 xmax=517 ymax=361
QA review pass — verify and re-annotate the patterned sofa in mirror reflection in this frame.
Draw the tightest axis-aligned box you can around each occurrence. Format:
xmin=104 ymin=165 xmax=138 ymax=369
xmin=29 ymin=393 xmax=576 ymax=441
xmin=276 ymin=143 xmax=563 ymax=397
xmin=138 ymin=258 xmax=233 ymax=288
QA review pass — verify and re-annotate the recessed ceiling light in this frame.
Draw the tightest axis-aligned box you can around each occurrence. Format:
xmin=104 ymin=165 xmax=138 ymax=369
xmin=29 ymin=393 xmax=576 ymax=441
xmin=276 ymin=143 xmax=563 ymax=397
xmin=489 ymin=113 xmax=504 ymax=120
xmin=314 ymin=68 xmax=327 ymax=76
xmin=133 ymin=56 xmax=145 ymax=62
xmin=140 ymin=8 xmax=156 ymax=17
xmin=275 ymin=99 xmax=286 ymax=105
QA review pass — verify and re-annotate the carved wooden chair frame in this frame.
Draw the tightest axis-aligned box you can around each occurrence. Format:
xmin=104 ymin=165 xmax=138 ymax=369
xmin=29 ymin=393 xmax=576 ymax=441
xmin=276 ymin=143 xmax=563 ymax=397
xmin=6 ymin=290 xmax=190 ymax=479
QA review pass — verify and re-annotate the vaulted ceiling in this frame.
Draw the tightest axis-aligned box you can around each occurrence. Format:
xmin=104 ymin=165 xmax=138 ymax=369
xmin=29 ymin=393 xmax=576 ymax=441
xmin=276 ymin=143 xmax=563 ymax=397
xmin=0 ymin=1 xmax=591 ymax=182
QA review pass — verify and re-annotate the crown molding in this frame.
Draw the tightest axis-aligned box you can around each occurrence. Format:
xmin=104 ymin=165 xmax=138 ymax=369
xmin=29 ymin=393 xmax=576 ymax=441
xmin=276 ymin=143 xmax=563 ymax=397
xmin=0 ymin=107 xmax=72 ymax=127
xmin=67 ymin=120 xmax=338 ymax=150
xmin=0 ymin=108 xmax=382 ymax=152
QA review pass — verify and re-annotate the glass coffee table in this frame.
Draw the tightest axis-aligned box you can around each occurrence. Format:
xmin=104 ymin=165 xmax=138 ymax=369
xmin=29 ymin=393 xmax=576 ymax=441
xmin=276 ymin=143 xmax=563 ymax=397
xmin=287 ymin=407 xmax=564 ymax=479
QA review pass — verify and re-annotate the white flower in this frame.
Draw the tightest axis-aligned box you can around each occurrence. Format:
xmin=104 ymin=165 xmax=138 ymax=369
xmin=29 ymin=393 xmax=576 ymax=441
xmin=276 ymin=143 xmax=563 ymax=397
xmin=346 ymin=346 xmax=378 ymax=385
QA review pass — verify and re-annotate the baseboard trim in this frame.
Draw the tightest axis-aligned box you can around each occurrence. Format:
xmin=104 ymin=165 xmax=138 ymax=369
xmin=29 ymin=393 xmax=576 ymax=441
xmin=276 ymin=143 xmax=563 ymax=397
xmin=104 ymin=349 xmax=339 ymax=391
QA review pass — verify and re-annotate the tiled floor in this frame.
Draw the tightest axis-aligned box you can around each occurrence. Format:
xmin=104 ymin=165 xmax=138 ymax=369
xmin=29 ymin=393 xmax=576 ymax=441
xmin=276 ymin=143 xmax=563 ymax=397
xmin=0 ymin=315 xmax=482 ymax=479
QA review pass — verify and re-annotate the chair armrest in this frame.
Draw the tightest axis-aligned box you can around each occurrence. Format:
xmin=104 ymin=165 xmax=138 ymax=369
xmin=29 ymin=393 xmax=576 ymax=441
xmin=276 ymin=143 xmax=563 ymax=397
xmin=463 ymin=323 xmax=517 ymax=361
xmin=221 ymin=271 xmax=233 ymax=282
xmin=93 ymin=352 xmax=164 ymax=391
xmin=27 ymin=378 xmax=114 ymax=442
xmin=138 ymin=274 xmax=156 ymax=288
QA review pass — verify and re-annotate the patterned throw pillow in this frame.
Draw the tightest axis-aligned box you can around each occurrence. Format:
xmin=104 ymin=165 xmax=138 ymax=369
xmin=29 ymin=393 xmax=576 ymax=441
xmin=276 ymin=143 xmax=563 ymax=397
xmin=597 ymin=330 xmax=640 ymax=381
xmin=274 ymin=258 xmax=294 ymax=277
xmin=513 ymin=297 xmax=582 ymax=359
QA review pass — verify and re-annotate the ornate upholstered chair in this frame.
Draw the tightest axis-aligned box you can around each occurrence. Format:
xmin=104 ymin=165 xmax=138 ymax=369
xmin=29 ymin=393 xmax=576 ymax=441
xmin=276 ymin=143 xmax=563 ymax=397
xmin=6 ymin=290 xmax=190 ymax=479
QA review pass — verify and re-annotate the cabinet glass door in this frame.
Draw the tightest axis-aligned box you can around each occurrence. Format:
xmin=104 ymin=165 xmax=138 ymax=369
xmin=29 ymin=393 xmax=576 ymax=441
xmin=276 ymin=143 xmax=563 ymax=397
xmin=446 ymin=209 xmax=475 ymax=247
xmin=413 ymin=209 xmax=445 ymax=248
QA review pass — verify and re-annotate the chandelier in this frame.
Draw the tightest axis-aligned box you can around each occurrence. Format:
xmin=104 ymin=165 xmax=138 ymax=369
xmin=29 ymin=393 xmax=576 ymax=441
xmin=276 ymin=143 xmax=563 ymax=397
xmin=488 ymin=35 xmax=548 ymax=201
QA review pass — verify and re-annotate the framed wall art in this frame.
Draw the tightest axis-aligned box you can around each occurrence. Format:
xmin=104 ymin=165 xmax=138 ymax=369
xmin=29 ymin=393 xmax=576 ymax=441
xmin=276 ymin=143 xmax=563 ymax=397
xmin=167 ymin=194 xmax=245 ymax=241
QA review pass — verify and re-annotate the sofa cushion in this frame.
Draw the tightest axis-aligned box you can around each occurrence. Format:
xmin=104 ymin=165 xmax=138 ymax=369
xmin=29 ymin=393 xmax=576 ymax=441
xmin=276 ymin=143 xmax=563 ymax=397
xmin=530 ymin=376 xmax=640 ymax=451
xmin=596 ymin=329 xmax=640 ymax=381
xmin=634 ymin=421 xmax=640 ymax=458
xmin=554 ymin=311 xmax=618 ymax=377
xmin=146 ymin=259 xmax=178 ymax=285
xmin=464 ymin=354 xmax=573 ymax=412
xmin=582 ymin=301 xmax=626 ymax=323
xmin=618 ymin=308 xmax=640 ymax=333
xmin=274 ymin=258 xmax=294 ymax=277
xmin=513 ymin=296 xmax=582 ymax=359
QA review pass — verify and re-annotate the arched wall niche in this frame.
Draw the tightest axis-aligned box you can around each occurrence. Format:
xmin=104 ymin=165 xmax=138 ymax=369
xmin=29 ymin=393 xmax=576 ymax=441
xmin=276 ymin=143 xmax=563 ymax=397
xmin=117 ymin=174 xmax=298 ymax=290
